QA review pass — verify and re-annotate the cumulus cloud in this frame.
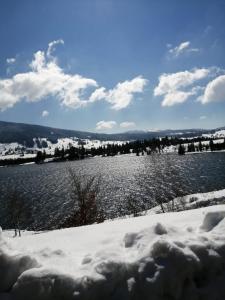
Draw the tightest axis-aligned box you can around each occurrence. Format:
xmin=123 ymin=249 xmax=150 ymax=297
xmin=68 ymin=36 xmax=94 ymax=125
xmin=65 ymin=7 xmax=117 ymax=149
xmin=0 ymin=42 xmax=97 ymax=111
xmin=0 ymin=41 xmax=147 ymax=111
xmin=161 ymin=90 xmax=196 ymax=107
xmin=120 ymin=121 xmax=136 ymax=128
xmin=154 ymin=69 xmax=209 ymax=96
xmin=6 ymin=57 xmax=16 ymax=64
xmin=198 ymin=75 xmax=225 ymax=104
xmin=200 ymin=115 xmax=207 ymax=120
xmin=90 ymin=76 xmax=148 ymax=110
xmin=89 ymin=87 xmax=106 ymax=103
xmin=168 ymin=41 xmax=199 ymax=58
xmin=42 ymin=110 xmax=49 ymax=117
xmin=154 ymin=68 xmax=210 ymax=106
xmin=96 ymin=121 xmax=117 ymax=130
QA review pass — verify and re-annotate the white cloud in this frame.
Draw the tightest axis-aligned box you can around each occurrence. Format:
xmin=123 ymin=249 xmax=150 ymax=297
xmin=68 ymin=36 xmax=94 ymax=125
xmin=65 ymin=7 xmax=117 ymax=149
xmin=199 ymin=75 xmax=225 ymax=104
xmin=0 ymin=42 xmax=147 ymax=111
xmin=154 ymin=69 xmax=209 ymax=96
xmin=96 ymin=121 xmax=117 ymax=130
xmin=200 ymin=115 xmax=207 ymax=120
xmin=0 ymin=42 xmax=97 ymax=111
xmin=6 ymin=58 xmax=16 ymax=64
xmin=89 ymin=87 xmax=106 ymax=102
xmin=120 ymin=121 xmax=136 ymax=128
xmin=154 ymin=68 xmax=210 ymax=107
xmin=168 ymin=41 xmax=199 ymax=58
xmin=161 ymin=90 xmax=196 ymax=107
xmin=42 ymin=110 xmax=49 ymax=117
xmin=90 ymin=76 xmax=148 ymax=110
xmin=47 ymin=39 xmax=64 ymax=57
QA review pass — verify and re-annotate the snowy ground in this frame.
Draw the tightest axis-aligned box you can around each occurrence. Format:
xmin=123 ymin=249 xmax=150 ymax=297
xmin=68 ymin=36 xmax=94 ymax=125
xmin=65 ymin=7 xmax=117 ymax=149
xmin=1 ymin=203 xmax=225 ymax=299
xmin=0 ymin=134 xmax=224 ymax=160
xmin=0 ymin=153 xmax=36 ymax=161
xmin=147 ymin=188 xmax=225 ymax=214
xmin=0 ymin=138 xmax=127 ymax=159
xmin=203 ymin=129 xmax=225 ymax=139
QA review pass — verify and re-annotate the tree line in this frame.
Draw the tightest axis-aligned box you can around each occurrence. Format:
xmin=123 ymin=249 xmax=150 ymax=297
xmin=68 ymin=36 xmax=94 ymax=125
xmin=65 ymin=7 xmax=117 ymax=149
xmin=1 ymin=136 xmax=225 ymax=166
xmin=45 ymin=136 xmax=225 ymax=161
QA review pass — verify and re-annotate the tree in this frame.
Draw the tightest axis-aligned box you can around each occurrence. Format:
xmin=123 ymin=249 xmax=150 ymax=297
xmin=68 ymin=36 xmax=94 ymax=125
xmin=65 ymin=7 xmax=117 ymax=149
xmin=209 ymin=140 xmax=214 ymax=151
xmin=6 ymin=192 xmax=32 ymax=237
xmin=178 ymin=144 xmax=185 ymax=155
xmin=60 ymin=167 xmax=105 ymax=228
xmin=125 ymin=195 xmax=146 ymax=217
xmin=35 ymin=151 xmax=45 ymax=163
xmin=54 ymin=147 xmax=61 ymax=157
xmin=61 ymin=147 xmax=65 ymax=159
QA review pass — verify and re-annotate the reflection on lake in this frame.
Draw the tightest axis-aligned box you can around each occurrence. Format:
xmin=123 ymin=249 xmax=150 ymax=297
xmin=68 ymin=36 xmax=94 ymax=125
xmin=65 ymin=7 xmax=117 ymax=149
xmin=1 ymin=152 xmax=225 ymax=229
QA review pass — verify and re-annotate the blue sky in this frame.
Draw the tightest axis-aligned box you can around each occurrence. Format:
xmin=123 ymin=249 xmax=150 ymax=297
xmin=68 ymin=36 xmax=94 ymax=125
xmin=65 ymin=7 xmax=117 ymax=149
xmin=0 ymin=0 xmax=225 ymax=132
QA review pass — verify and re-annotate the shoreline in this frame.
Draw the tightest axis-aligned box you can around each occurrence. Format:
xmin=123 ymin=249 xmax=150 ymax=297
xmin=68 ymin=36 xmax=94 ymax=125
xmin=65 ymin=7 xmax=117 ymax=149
xmin=0 ymin=148 xmax=225 ymax=167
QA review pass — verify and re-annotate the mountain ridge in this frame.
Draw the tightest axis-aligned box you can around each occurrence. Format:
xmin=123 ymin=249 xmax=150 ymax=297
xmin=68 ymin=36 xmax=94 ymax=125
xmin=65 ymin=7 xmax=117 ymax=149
xmin=0 ymin=120 xmax=224 ymax=147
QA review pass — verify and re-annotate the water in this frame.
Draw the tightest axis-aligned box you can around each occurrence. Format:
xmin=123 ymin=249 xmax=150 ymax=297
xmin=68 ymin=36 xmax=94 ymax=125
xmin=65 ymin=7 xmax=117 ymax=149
xmin=1 ymin=152 xmax=225 ymax=229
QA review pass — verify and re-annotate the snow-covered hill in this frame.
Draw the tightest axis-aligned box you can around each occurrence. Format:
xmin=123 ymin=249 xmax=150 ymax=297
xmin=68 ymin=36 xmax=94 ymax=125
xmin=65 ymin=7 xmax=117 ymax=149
xmin=1 ymin=202 xmax=225 ymax=299
xmin=0 ymin=127 xmax=224 ymax=160
xmin=1 ymin=120 xmax=224 ymax=147
xmin=0 ymin=138 xmax=127 ymax=159
xmin=202 ymin=129 xmax=225 ymax=139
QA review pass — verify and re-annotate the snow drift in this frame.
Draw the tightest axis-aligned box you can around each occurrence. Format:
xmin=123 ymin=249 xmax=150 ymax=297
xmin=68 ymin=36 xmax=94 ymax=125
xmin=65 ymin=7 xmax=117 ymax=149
xmin=1 ymin=205 xmax=225 ymax=299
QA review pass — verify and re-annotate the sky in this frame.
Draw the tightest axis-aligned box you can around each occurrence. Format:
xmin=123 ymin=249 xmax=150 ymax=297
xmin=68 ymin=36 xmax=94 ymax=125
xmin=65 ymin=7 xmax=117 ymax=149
xmin=0 ymin=0 xmax=225 ymax=133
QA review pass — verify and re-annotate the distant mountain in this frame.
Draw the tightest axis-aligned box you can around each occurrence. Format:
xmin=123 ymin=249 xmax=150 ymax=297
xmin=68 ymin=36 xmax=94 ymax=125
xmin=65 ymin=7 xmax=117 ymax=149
xmin=0 ymin=120 xmax=224 ymax=147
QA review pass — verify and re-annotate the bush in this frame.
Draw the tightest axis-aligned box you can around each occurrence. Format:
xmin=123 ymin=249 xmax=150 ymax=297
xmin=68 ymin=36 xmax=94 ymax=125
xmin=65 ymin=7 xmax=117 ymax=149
xmin=60 ymin=167 xmax=105 ymax=228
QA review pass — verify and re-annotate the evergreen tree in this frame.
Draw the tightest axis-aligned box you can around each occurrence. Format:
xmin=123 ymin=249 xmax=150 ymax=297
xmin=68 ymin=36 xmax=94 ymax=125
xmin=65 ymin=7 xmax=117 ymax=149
xmin=209 ymin=140 xmax=214 ymax=151
xmin=178 ymin=144 xmax=185 ymax=155
xmin=35 ymin=151 xmax=44 ymax=163
xmin=54 ymin=147 xmax=61 ymax=157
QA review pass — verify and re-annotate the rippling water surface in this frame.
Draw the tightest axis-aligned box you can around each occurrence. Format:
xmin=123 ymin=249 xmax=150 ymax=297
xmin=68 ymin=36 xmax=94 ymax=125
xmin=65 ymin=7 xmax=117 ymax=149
xmin=1 ymin=152 xmax=225 ymax=229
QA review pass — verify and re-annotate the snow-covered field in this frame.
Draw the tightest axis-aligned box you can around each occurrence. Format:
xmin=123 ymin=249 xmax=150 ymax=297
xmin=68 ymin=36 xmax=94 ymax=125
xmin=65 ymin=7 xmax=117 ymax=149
xmin=0 ymin=130 xmax=224 ymax=160
xmin=0 ymin=138 xmax=127 ymax=159
xmin=1 ymin=203 xmax=225 ymax=299
xmin=203 ymin=129 xmax=225 ymax=139
xmin=0 ymin=153 xmax=36 ymax=161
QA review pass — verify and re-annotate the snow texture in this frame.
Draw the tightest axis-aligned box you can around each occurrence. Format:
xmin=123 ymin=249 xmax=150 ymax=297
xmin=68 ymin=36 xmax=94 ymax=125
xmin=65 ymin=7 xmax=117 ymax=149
xmin=1 ymin=205 xmax=225 ymax=299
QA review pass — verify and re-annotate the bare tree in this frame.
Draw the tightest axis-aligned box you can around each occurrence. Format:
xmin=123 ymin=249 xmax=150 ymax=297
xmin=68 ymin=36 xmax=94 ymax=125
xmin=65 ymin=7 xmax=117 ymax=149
xmin=125 ymin=195 xmax=146 ymax=217
xmin=60 ymin=167 xmax=105 ymax=228
xmin=6 ymin=192 xmax=31 ymax=237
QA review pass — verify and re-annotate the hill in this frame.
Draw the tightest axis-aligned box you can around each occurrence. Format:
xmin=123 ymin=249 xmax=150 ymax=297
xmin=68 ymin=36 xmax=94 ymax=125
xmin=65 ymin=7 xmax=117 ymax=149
xmin=0 ymin=120 xmax=224 ymax=147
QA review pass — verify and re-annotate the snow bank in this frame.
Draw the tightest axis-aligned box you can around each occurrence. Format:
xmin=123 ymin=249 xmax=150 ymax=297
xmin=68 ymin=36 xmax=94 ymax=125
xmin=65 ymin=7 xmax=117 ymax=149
xmin=148 ymin=189 xmax=225 ymax=214
xmin=1 ymin=205 xmax=225 ymax=299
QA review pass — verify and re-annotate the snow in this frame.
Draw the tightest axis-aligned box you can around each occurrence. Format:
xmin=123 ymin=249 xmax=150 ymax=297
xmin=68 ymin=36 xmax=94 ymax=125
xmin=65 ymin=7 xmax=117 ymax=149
xmin=45 ymin=137 xmax=127 ymax=153
xmin=0 ymin=153 xmax=36 ymax=160
xmin=203 ymin=129 xmax=225 ymax=139
xmin=1 ymin=204 xmax=225 ymax=299
xmin=148 ymin=189 xmax=225 ymax=214
xmin=0 ymin=142 xmax=23 ymax=156
xmin=0 ymin=132 xmax=224 ymax=160
xmin=0 ymin=138 xmax=128 ymax=159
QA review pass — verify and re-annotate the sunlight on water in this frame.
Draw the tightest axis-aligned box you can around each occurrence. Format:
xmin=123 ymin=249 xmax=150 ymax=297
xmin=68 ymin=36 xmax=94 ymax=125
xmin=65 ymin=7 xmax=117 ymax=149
xmin=1 ymin=152 xmax=225 ymax=229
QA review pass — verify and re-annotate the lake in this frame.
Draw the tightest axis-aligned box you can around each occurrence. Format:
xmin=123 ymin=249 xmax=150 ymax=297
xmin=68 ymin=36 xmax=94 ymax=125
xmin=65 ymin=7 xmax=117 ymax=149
xmin=1 ymin=152 xmax=225 ymax=230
